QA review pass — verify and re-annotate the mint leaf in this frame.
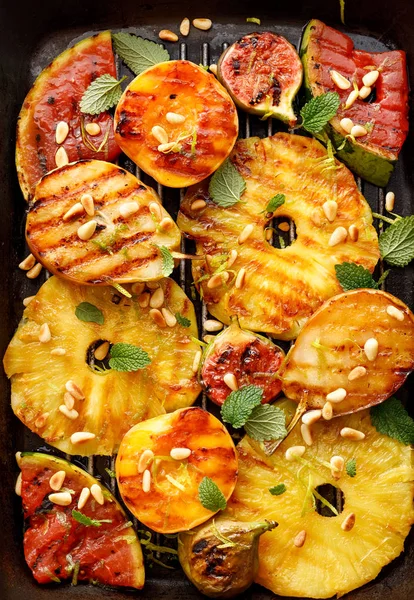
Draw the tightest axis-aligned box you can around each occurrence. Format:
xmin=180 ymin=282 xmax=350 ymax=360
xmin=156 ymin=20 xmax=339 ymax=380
xmin=300 ymin=92 xmax=341 ymax=135
xmin=346 ymin=459 xmax=356 ymax=478
xmin=209 ymin=159 xmax=246 ymax=208
xmin=159 ymin=245 xmax=174 ymax=276
xmin=370 ymin=397 xmax=414 ymax=445
xmin=269 ymin=483 xmax=286 ymax=496
xmin=198 ymin=477 xmax=227 ymax=512
xmin=175 ymin=312 xmax=191 ymax=328
xmin=244 ymin=404 xmax=287 ymax=442
xmin=72 ymin=509 xmax=112 ymax=527
xmin=221 ymin=385 xmax=263 ymax=429
xmin=80 ymin=74 xmax=127 ymax=115
xmin=112 ymin=33 xmax=170 ymax=76
xmin=266 ymin=194 xmax=285 ymax=214
xmin=109 ymin=343 xmax=151 ymax=372
xmin=335 ymin=262 xmax=378 ymax=291
xmin=75 ymin=302 xmax=104 ymax=325
xmin=379 ymin=215 xmax=414 ymax=267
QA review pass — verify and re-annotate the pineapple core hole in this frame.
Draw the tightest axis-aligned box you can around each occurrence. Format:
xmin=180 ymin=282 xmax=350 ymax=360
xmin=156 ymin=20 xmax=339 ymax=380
xmin=314 ymin=484 xmax=344 ymax=517
xmin=87 ymin=339 xmax=111 ymax=371
xmin=265 ymin=217 xmax=295 ymax=250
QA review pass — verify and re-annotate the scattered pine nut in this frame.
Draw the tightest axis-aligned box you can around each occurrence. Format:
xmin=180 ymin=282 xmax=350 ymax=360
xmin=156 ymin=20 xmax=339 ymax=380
xmin=348 ymin=366 xmax=367 ymax=381
xmin=77 ymin=220 xmax=97 ymax=241
xmin=23 ymin=295 xmax=35 ymax=307
xmin=204 ymin=319 xmax=223 ymax=332
xmin=265 ymin=228 xmax=273 ymax=241
xmin=166 ymin=112 xmax=186 ymax=124
xmin=63 ymin=392 xmax=75 ymax=410
xmin=150 ymin=287 xmax=165 ymax=309
xmin=209 ymin=64 xmax=218 ymax=76
xmin=147 ymin=281 xmax=160 ymax=290
xmin=293 ymin=530 xmax=307 ymax=548
xmin=63 ymin=202 xmax=85 ymax=221
xmin=340 ymin=117 xmax=354 ymax=133
xmin=235 ymin=268 xmax=246 ymax=289
xmin=322 ymin=401 xmax=333 ymax=420
xmin=329 ymin=69 xmax=351 ymax=90
xmin=302 ymin=410 xmax=322 ymax=426
xmin=310 ymin=208 xmax=324 ymax=227
xmin=49 ymin=491 xmax=72 ymax=506
xmin=180 ymin=17 xmax=190 ymax=36
xmin=350 ymin=124 xmax=368 ymax=138
xmin=159 ymin=29 xmax=179 ymax=42
xmin=326 ymin=388 xmax=347 ymax=404
xmin=330 ymin=456 xmax=345 ymax=480
xmin=131 ymin=282 xmax=145 ymax=295
xmin=85 ymin=122 xmax=101 ymax=136
xmin=348 ymin=224 xmax=359 ymax=242
xmin=192 ymin=350 xmax=202 ymax=373
xmin=322 ymin=200 xmax=338 ymax=222
xmin=38 ymin=323 xmax=51 ymax=343
xmin=162 ymin=307 xmax=177 ymax=327
xmin=159 ymin=217 xmax=174 ymax=231
xmin=149 ymin=308 xmax=167 ymax=328
xmin=65 ymin=380 xmax=84 ymax=400
xmin=55 ymin=146 xmax=69 ymax=168
xmin=15 ymin=472 xmax=22 ymax=496
xmin=19 ymin=254 xmax=36 ymax=271
xmin=71 ymin=431 xmax=95 ymax=445
xmin=207 ymin=271 xmax=230 ymax=289
xmin=285 ymin=446 xmax=306 ymax=461
xmin=386 ymin=305 xmax=404 ymax=321
xmin=191 ymin=199 xmax=207 ymax=211
xmin=142 ymin=469 xmax=151 ymax=493
xmin=193 ymin=18 xmax=212 ymax=31
xmin=341 ymin=512 xmax=356 ymax=531
xmin=149 ymin=202 xmax=162 ymax=221
xmin=59 ymin=405 xmax=79 ymax=420
xmin=55 ymin=121 xmax=69 ymax=145
xmin=49 ymin=470 xmax=66 ymax=491
xmin=26 ymin=263 xmax=42 ymax=279
xmin=138 ymin=292 xmax=151 ymax=308
xmin=364 ymin=338 xmax=378 ymax=361
xmin=300 ymin=423 xmax=313 ymax=446
xmin=238 ymin=223 xmax=254 ymax=244
xmin=151 ymin=125 xmax=169 ymax=144
xmin=77 ymin=487 xmax=90 ymax=510
xmin=340 ymin=427 xmax=365 ymax=441
xmin=90 ymin=483 xmax=105 ymax=505
xmin=227 ymin=249 xmax=238 ymax=267
xmin=80 ymin=193 xmax=95 ymax=216
xmin=362 ymin=70 xmax=379 ymax=87
xmin=223 ymin=372 xmax=238 ymax=391
xmin=278 ymin=221 xmax=290 ymax=232
xmin=51 ymin=347 xmax=66 ymax=356
xmin=158 ymin=141 xmax=177 ymax=153
xmin=385 ymin=191 xmax=395 ymax=212
xmin=344 ymin=89 xmax=359 ymax=109
xmin=170 ymin=447 xmax=192 ymax=460
xmin=94 ymin=341 xmax=110 ymax=361
xmin=359 ymin=86 xmax=371 ymax=99
xmin=328 ymin=226 xmax=348 ymax=247
xmin=138 ymin=449 xmax=155 ymax=473
xmin=34 ymin=412 xmax=49 ymax=428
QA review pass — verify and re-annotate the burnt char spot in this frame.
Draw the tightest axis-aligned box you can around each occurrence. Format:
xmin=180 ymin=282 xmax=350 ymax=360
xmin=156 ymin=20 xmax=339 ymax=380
xmin=232 ymin=58 xmax=241 ymax=74
xmin=170 ymin=94 xmax=177 ymax=99
xmin=217 ymin=346 xmax=234 ymax=364
xmin=193 ymin=539 xmax=208 ymax=553
xmin=249 ymin=90 xmax=265 ymax=106
xmin=270 ymin=76 xmax=281 ymax=106
xmin=111 ymin=294 xmax=122 ymax=305
xmin=241 ymin=342 xmax=261 ymax=366
xmin=47 ymin=96 xmax=55 ymax=104
xmin=205 ymin=551 xmax=225 ymax=576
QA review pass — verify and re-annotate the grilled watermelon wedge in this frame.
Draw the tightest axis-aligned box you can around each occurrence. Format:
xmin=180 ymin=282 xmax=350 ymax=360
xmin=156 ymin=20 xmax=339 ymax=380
xmin=16 ymin=452 xmax=144 ymax=588
xmin=16 ymin=31 xmax=121 ymax=201
xmin=300 ymin=19 xmax=409 ymax=187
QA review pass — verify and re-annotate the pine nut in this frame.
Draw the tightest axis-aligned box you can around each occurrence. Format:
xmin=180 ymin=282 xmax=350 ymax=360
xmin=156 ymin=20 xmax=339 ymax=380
xmin=138 ymin=449 xmax=154 ymax=473
xmin=15 ymin=472 xmax=22 ymax=496
xmin=192 ymin=350 xmax=202 ymax=373
xmin=285 ymin=446 xmax=306 ymax=461
xmin=150 ymin=287 xmax=164 ymax=308
xmin=204 ymin=319 xmax=223 ymax=332
xmin=340 ymin=117 xmax=354 ymax=133
xmin=223 ymin=372 xmax=238 ymax=391
xmin=23 ymin=296 xmax=35 ymax=306
xmin=322 ymin=402 xmax=333 ymax=420
xmin=328 ymin=226 xmax=348 ymax=246
xmin=65 ymin=380 xmax=84 ymax=400
xmin=302 ymin=409 xmax=322 ymax=426
xmin=26 ymin=263 xmax=42 ymax=279
xmin=71 ymin=431 xmax=95 ymax=445
xmin=49 ymin=470 xmax=66 ymax=491
xmin=80 ymin=193 xmax=95 ymax=216
xmin=15 ymin=451 xmax=22 ymax=463
xmin=207 ymin=271 xmax=230 ymax=289
xmin=209 ymin=64 xmax=218 ymax=76
xmin=55 ymin=146 xmax=69 ymax=168
xmin=142 ymin=469 xmax=151 ymax=493
xmin=311 ymin=208 xmax=324 ymax=227
xmin=362 ymin=70 xmax=379 ymax=87
xmin=385 ymin=191 xmax=395 ymax=212
xmin=85 ymin=122 xmax=101 ymax=136
xmin=149 ymin=202 xmax=162 ymax=221
xmin=63 ymin=202 xmax=84 ymax=221
xmin=322 ymin=200 xmax=338 ymax=222
xmin=138 ymin=292 xmax=150 ymax=308
xmin=180 ymin=17 xmax=190 ymax=36
xmin=94 ymin=341 xmax=110 ymax=361
xmin=147 ymin=281 xmax=160 ymax=290
xmin=348 ymin=224 xmax=359 ymax=242
xmin=159 ymin=29 xmax=178 ymax=42
xmin=330 ymin=455 xmax=344 ymax=480
xmin=90 ymin=483 xmax=105 ymax=505
xmin=359 ymin=86 xmax=371 ymax=99
xmin=34 ymin=412 xmax=49 ymax=428
xmin=149 ymin=308 xmax=167 ymax=328
xmin=166 ymin=112 xmax=186 ymax=124
xmin=59 ymin=404 xmax=79 ymax=420
xmin=77 ymin=487 xmax=90 ymax=509
xmin=159 ymin=217 xmax=174 ymax=231
xmin=131 ymin=282 xmax=145 ymax=295
xmin=235 ymin=268 xmax=246 ymax=290
xmin=158 ymin=141 xmax=177 ymax=152
xmin=341 ymin=512 xmax=356 ymax=531
xmin=151 ymin=125 xmax=169 ymax=144
xmin=19 ymin=253 xmax=36 ymax=271
xmin=64 ymin=392 xmax=75 ymax=410
xmin=330 ymin=69 xmax=351 ymax=90
xmin=191 ymin=199 xmax=207 ymax=211
xmin=227 ymin=249 xmax=238 ymax=267
xmin=51 ymin=347 xmax=66 ymax=356
xmin=170 ymin=447 xmax=192 ymax=460
xmin=193 ymin=18 xmax=212 ymax=31
xmin=238 ymin=223 xmax=254 ymax=244
xmin=49 ymin=492 xmax=72 ymax=506
xmin=278 ymin=222 xmax=290 ymax=232
xmin=77 ymin=220 xmax=97 ymax=241
xmin=344 ymin=89 xmax=359 ymax=109
xmin=265 ymin=229 xmax=273 ymax=241
xmin=386 ymin=305 xmax=404 ymax=321
xmin=301 ymin=423 xmax=313 ymax=446
xmin=55 ymin=121 xmax=69 ymax=145
xmin=293 ymin=530 xmax=307 ymax=547
xmin=326 ymin=388 xmax=347 ymax=404
xmin=162 ymin=307 xmax=177 ymax=327
xmin=39 ymin=323 xmax=51 ymax=343
xmin=351 ymin=125 xmax=368 ymax=138
xmin=348 ymin=366 xmax=367 ymax=381
xmin=340 ymin=427 xmax=365 ymax=441
xmin=364 ymin=338 xmax=378 ymax=361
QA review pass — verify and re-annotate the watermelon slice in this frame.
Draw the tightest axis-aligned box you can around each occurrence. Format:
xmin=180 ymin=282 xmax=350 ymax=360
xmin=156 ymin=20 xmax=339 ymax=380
xmin=17 ymin=452 xmax=144 ymax=589
xmin=16 ymin=31 xmax=121 ymax=201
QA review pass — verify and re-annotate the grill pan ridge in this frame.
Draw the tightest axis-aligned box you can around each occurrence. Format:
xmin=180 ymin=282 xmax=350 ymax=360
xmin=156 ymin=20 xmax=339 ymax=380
xmin=1 ymin=1 xmax=414 ymax=598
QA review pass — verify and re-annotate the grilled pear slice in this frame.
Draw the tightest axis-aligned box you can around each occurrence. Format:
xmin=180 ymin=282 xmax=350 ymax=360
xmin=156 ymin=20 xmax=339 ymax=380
xmin=279 ymin=289 xmax=414 ymax=416
xmin=26 ymin=160 xmax=181 ymax=285
xmin=177 ymin=134 xmax=379 ymax=340
xmin=3 ymin=276 xmax=201 ymax=455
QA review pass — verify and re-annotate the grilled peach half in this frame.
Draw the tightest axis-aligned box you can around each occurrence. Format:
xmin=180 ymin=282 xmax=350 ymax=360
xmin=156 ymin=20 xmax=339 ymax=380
xmin=114 ymin=60 xmax=239 ymax=187
xmin=279 ymin=289 xmax=414 ymax=416
xmin=116 ymin=407 xmax=238 ymax=533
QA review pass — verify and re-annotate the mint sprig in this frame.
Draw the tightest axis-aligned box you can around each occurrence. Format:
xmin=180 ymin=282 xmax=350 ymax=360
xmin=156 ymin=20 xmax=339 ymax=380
xmin=112 ymin=33 xmax=170 ymax=76
xmin=198 ymin=476 xmax=227 ymax=512
xmin=370 ymin=397 xmax=414 ymax=445
xmin=300 ymin=92 xmax=341 ymax=135
xmin=175 ymin=312 xmax=191 ymax=328
xmin=266 ymin=194 xmax=285 ymax=214
xmin=346 ymin=459 xmax=356 ymax=478
xmin=209 ymin=159 xmax=246 ymax=208
xmin=80 ymin=74 xmax=127 ymax=115
xmin=379 ymin=215 xmax=414 ymax=267
xmin=159 ymin=245 xmax=174 ymax=276
xmin=269 ymin=483 xmax=286 ymax=496
xmin=221 ymin=385 xmax=263 ymax=429
xmin=75 ymin=302 xmax=104 ymax=325
xmin=244 ymin=404 xmax=287 ymax=442
xmin=109 ymin=343 xmax=151 ymax=372
xmin=72 ymin=509 xmax=112 ymax=527
xmin=335 ymin=263 xmax=378 ymax=291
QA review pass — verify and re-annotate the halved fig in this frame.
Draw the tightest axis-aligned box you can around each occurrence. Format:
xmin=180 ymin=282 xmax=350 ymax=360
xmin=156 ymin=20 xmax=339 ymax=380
xmin=26 ymin=160 xmax=181 ymax=285
xmin=279 ymin=289 xmax=414 ymax=416
xmin=114 ymin=60 xmax=239 ymax=187
xmin=17 ymin=452 xmax=144 ymax=588
xmin=217 ymin=32 xmax=303 ymax=126
xmin=200 ymin=319 xmax=284 ymax=405
xmin=116 ymin=407 xmax=238 ymax=533
xmin=16 ymin=31 xmax=120 ymax=202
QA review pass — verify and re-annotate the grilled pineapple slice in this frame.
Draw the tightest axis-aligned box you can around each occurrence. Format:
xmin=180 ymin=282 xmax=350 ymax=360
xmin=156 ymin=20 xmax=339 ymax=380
xmin=225 ymin=399 xmax=414 ymax=598
xmin=177 ymin=134 xmax=379 ymax=340
xmin=3 ymin=276 xmax=201 ymax=455
xmin=26 ymin=160 xmax=181 ymax=285
xmin=280 ymin=289 xmax=414 ymax=416
xmin=116 ymin=407 xmax=238 ymax=533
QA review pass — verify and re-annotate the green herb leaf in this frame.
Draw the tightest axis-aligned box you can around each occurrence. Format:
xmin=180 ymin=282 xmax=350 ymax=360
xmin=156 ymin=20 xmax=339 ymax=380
xmin=209 ymin=159 xmax=246 ymax=208
xmin=346 ymin=459 xmax=356 ymax=478
xmin=72 ymin=509 xmax=112 ymax=527
xmin=244 ymin=403 xmax=287 ymax=442
xmin=105 ymin=468 xmax=116 ymax=478
xmin=80 ymin=74 xmax=127 ymax=115
xmin=109 ymin=343 xmax=151 ymax=372
xmin=269 ymin=483 xmax=286 ymax=496
xmin=266 ymin=193 xmax=285 ymax=214
xmin=159 ymin=245 xmax=174 ymax=276
xmin=379 ymin=215 xmax=414 ymax=267
xmin=175 ymin=312 xmax=191 ymax=328
xmin=112 ymin=32 xmax=170 ymax=76
xmin=300 ymin=92 xmax=341 ymax=135
xmin=198 ymin=476 xmax=227 ymax=512
xmin=246 ymin=17 xmax=261 ymax=24
xmin=335 ymin=262 xmax=378 ymax=291
xmin=221 ymin=385 xmax=263 ymax=429
xmin=370 ymin=397 xmax=414 ymax=445
xmin=75 ymin=302 xmax=104 ymax=325
xmin=377 ymin=269 xmax=390 ymax=286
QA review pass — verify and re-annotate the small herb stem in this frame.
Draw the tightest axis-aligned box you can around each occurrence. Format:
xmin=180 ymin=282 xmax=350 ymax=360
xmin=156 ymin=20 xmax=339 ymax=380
xmin=372 ymin=212 xmax=396 ymax=225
